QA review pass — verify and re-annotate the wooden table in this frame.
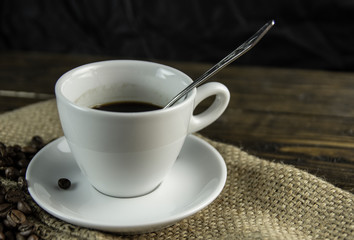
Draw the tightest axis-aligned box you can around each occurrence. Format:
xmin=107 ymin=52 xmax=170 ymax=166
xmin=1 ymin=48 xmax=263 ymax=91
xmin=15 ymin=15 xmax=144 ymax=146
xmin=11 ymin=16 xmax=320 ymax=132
xmin=1 ymin=52 xmax=353 ymax=193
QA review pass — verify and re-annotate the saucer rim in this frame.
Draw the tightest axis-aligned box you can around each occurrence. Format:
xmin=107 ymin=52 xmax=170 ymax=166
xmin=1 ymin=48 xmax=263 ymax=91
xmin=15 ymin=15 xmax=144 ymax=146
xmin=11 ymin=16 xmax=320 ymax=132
xmin=26 ymin=135 xmax=227 ymax=233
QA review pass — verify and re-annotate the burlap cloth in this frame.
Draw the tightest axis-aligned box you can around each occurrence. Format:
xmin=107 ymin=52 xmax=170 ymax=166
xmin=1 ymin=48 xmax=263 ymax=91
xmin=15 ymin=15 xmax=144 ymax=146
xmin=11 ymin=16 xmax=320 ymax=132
xmin=0 ymin=99 xmax=353 ymax=240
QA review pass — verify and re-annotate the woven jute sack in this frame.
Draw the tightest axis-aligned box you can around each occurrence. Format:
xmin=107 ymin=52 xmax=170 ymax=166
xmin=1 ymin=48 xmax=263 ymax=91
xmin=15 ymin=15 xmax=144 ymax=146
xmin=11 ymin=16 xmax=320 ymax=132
xmin=0 ymin=99 xmax=353 ymax=240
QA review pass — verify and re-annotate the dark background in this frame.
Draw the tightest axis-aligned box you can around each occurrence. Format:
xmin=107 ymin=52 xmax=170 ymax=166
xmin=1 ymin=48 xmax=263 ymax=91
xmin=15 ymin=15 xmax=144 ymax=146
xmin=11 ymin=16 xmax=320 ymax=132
xmin=1 ymin=0 xmax=354 ymax=71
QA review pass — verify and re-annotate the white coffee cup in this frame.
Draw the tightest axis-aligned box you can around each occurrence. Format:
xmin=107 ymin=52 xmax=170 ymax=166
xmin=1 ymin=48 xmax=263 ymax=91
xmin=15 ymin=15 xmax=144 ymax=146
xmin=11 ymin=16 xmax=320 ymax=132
xmin=55 ymin=60 xmax=229 ymax=197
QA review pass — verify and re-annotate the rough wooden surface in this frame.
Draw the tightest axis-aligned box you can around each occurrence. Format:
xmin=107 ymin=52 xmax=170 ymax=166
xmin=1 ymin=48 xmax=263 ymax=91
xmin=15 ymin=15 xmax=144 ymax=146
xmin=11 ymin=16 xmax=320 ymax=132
xmin=1 ymin=51 xmax=353 ymax=193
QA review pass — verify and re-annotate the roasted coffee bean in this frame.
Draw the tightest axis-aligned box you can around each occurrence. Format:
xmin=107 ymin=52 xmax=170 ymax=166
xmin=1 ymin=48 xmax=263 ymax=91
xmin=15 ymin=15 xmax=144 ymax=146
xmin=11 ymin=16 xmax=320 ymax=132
xmin=15 ymin=232 xmax=26 ymax=240
xmin=4 ymin=230 xmax=15 ymax=240
xmin=12 ymin=146 xmax=21 ymax=153
xmin=0 ymin=203 xmax=13 ymax=218
xmin=18 ymin=223 xmax=33 ymax=237
xmin=31 ymin=136 xmax=43 ymax=144
xmin=4 ymin=219 xmax=16 ymax=228
xmin=3 ymin=157 xmax=14 ymax=167
xmin=20 ymin=146 xmax=36 ymax=155
xmin=5 ymin=147 xmax=16 ymax=158
xmin=5 ymin=167 xmax=20 ymax=180
xmin=7 ymin=210 xmax=26 ymax=226
xmin=14 ymin=152 xmax=26 ymax=162
xmin=27 ymin=234 xmax=39 ymax=240
xmin=19 ymin=168 xmax=26 ymax=177
xmin=16 ymin=202 xmax=31 ymax=215
xmin=5 ymin=190 xmax=24 ymax=203
xmin=30 ymin=136 xmax=44 ymax=150
xmin=58 ymin=178 xmax=71 ymax=189
xmin=16 ymin=159 xmax=29 ymax=169
xmin=0 ymin=158 xmax=6 ymax=167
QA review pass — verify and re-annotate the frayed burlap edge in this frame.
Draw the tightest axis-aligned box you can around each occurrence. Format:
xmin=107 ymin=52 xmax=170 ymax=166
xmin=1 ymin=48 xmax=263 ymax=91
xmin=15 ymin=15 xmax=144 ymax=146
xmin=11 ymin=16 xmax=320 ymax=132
xmin=0 ymin=99 xmax=353 ymax=240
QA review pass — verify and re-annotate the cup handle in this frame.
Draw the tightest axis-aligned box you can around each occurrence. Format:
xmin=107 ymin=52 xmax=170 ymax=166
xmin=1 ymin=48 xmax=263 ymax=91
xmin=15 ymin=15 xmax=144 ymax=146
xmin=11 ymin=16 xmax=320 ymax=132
xmin=188 ymin=82 xmax=230 ymax=133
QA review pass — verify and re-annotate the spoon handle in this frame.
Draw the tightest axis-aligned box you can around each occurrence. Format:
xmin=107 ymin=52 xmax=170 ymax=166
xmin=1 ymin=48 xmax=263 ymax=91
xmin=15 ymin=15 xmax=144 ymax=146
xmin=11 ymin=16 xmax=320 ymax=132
xmin=164 ymin=20 xmax=275 ymax=109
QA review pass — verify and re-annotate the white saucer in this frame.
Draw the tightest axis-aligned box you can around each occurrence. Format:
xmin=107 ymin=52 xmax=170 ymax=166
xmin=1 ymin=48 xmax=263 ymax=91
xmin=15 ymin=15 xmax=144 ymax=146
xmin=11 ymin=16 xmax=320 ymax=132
xmin=26 ymin=135 xmax=227 ymax=234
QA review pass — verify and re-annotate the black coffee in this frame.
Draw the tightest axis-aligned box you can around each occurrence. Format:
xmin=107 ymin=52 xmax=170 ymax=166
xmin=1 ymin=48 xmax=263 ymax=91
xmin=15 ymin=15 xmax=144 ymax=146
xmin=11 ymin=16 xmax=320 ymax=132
xmin=92 ymin=101 xmax=162 ymax=113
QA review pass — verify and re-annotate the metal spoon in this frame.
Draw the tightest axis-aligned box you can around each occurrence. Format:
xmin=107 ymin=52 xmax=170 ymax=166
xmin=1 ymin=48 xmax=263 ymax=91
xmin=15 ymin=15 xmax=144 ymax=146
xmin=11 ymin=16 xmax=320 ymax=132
xmin=164 ymin=20 xmax=275 ymax=109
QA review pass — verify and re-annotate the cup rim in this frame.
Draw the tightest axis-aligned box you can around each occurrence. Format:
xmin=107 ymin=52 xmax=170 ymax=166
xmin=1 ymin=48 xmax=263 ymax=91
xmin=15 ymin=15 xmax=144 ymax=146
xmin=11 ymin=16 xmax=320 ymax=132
xmin=55 ymin=60 xmax=196 ymax=116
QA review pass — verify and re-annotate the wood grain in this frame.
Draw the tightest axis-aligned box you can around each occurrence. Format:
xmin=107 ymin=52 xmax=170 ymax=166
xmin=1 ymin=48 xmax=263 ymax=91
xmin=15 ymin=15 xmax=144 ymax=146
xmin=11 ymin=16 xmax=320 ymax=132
xmin=1 ymin=52 xmax=353 ymax=193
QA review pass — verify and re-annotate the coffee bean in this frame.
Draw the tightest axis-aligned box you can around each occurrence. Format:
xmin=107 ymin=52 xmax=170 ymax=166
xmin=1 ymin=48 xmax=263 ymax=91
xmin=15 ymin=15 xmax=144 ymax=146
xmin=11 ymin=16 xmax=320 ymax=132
xmin=58 ymin=178 xmax=71 ymax=189
xmin=5 ymin=190 xmax=24 ymax=203
xmin=7 ymin=210 xmax=26 ymax=226
xmin=31 ymin=136 xmax=43 ymax=145
xmin=3 ymin=157 xmax=14 ymax=167
xmin=12 ymin=146 xmax=21 ymax=153
xmin=16 ymin=159 xmax=29 ymax=169
xmin=0 ymin=203 xmax=13 ymax=218
xmin=30 ymin=136 xmax=44 ymax=150
xmin=27 ymin=234 xmax=39 ymax=240
xmin=5 ymin=168 xmax=20 ymax=180
xmin=4 ymin=231 xmax=15 ymax=240
xmin=0 ymin=158 xmax=6 ymax=167
xmin=19 ymin=169 xmax=26 ymax=177
xmin=20 ymin=146 xmax=36 ymax=155
xmin=15 ymin=232 xmax=26 ymax=240
xmin=16 ymin=202 xmax=31 ymax=215
xmin=14 ymin=152 xmax=26 ymax=162
xmin=6 ymin=147 xmax=16 ymax=158
xmin=18 ymin=223 xmax=33 ymax=237
xmin=4 ymin=219 xmax=17 ymax=228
